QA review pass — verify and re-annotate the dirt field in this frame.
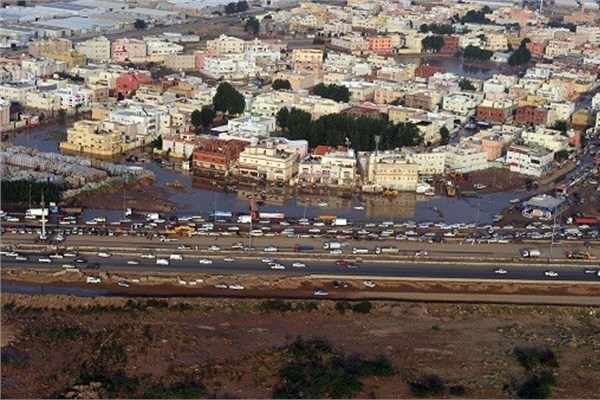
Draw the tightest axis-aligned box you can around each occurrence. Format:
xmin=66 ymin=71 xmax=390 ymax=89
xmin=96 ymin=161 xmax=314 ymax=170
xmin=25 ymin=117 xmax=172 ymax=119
xmin=1 ymin=293 xmax=599 ymax=399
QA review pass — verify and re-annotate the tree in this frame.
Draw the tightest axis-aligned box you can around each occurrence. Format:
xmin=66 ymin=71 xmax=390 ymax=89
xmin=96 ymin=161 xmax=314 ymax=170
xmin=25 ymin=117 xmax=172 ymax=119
xmin=312 ymin=37 xmax=325 ymax=45
xmin=508 ymin=43 xmax=531 ymax=66
xmin=439 ymin=126 xmax=450 ymax=145
xmin=459 ymin=77 xmax=476 ymax=91
xmin=213 ymin=82 xmax=245 ymax=115
xmin=224 ymin=2 xmax=237 ymax=14
xmin=419 ymin=24 xmax=429 ymax=33
xmin=462 ymin=45 xmax=492 ymax=60
xmin=312 ymin=83 xmax=350 ymax=103
xmin=199 ymin=107 xmax=215 ymax=128
xmin=191 ymin=109 xmax=203 ymax=131
xmin=236 ymin=0 xmax=249 ymax=12
xmin=16 ymin=0 xmax=26 ymax=6
xmin=276 ymin=107 xmax=290 ymax=128
xmin=244 ymin=16 xmax=259 ymax=35
xmin=459 ymin=9 xmax=491 ymax=24
xmin=272 ymin=79 xmax=291 ymax=90
xmin=151 ymin=135 xmax=163 ymax=149
xmin=421 ymin=35 xmax=444 ymax=53
xmin=553 ymin=120 xmax=568 ymax=133
xmin=57 ymin=109 xmax=67 ymax=121
xmin=134 ymin=19 xmax=148 ymax=30
xmin=554 ymin=149 xmax=569 ymax=162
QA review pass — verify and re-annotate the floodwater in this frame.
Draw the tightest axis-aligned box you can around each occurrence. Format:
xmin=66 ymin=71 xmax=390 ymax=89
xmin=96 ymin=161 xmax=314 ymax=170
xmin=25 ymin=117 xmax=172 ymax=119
xmin=2 ymin=282 xmax=111 ymax=297
xmin=397 ymin=55 xmax=497 ymax=80
xmin=9 ymin=116 xmax=529 ymax=224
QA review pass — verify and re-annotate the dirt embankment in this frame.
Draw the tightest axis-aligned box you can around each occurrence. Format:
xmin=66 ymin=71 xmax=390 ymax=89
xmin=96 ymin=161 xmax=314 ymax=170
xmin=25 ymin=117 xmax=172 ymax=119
xmin=2 ymin=294 xmax=599 ymax=399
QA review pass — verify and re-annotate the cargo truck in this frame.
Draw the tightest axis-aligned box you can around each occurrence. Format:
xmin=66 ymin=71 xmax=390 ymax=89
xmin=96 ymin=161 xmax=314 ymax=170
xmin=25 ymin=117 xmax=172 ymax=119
xmin=25 ymin=208 xmax=48 ymax=218
xmin=294 ymin=245 xmax=314 ymax=253
xmin=324 ymin=242 xmax=342 ymax=250
xmin=332 ymin=218 xmax=347 ymax=226
xmin=521 ymin=249 xmax=541 ymax=258
xmin=237 ymin=215 xmax=252 ymax=224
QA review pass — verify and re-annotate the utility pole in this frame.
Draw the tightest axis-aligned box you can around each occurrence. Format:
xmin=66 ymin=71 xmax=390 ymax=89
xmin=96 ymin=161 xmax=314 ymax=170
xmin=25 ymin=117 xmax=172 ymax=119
xmin=549 ymin=212 xmax=557 ymax=261
xmin=40 ymin=193 xmax=47 ymax=240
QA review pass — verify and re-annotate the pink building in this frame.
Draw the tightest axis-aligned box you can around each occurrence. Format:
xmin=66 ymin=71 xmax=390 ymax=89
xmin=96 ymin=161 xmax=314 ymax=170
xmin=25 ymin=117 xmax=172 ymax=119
xmin=568 ymin=129 xmax=581 ymax=148
xmin=115 ymin=72 xmax=153 ymax=99
xmin=194 ymin=49 xmax=219 ymax=69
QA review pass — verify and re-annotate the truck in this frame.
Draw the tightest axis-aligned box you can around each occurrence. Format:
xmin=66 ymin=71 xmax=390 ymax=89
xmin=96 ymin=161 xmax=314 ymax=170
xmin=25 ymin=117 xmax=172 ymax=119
xmin=574 ymin=217 xmax=598 ymax=225
xmin=146 ymin=213 xmax=160 ymax=221
xmin=294 ymin=245 xmax=314 ymax=253
xmin=521 ymin=249 xmax=541 ymax=258
xmin=237 ymin=215 xmax=253 ymax=224
xmin=352 ymin=247 xmax=369 ymax=254
xmin=259 ymin=212 xmax=285 ymax=220
xmin=324 ymin=242 xmax=342 ymax=250
xmin=566 ymin=251 xmax=596 ymax=260
xmin=375 ymin=246 xmax=399 ymax=254
xmin=25 ymin=208 xmax=49 ymax=218
xmin=332 ymin=218 xmax=347 ymax=226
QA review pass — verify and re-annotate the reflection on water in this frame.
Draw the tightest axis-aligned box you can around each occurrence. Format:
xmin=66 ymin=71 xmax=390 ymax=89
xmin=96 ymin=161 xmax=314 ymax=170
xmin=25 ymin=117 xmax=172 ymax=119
xmin=363 ymin=193 xmax=417 ymax=219
xmin=2 ymin=282 xmax=111 ymax=297
xmin=397 ymin=55 xmax=495 ymax=80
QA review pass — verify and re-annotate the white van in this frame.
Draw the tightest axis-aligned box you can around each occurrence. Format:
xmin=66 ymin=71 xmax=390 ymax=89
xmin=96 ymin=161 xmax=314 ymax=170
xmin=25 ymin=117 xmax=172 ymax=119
xmin=352 ymin=248 xmax=369 ymax=254
xmin=156 ymin=258 xmax=170 ymax=266
xmin=169 ymin=253 xmax=183 ymax=260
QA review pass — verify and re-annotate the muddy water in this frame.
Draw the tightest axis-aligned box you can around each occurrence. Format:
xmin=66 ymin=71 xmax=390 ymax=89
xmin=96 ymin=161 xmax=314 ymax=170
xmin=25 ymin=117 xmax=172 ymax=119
xmin=10 ymin=122 xmax=528 ymax=223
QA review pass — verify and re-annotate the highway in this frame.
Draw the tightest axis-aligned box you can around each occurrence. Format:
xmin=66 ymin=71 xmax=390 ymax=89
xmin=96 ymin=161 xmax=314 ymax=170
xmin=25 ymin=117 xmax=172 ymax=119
xmin=3 ymin=252 xmax=600 ymax=283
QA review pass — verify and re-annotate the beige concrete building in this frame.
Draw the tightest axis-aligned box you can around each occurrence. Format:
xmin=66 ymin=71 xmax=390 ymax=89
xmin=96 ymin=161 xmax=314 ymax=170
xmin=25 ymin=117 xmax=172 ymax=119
xmin=292 ymin=49 xmax=323 ymax=72
xmin=75 ymin=36 xmax=111 ymax=62
xmin=366 ymin=151 xmax=419 ymax=191
xmin=164 ymin=54 xmax=196 ymax=71
xmin=238 ymin=140 xmax=299 ymax=182
xmin=206 ymin=34 xmax=245 ymax=54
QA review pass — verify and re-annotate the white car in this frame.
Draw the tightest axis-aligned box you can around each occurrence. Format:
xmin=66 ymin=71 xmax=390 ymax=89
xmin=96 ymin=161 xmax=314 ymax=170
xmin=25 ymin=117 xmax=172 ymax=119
xmin=118 ymin=280 xmax=130 ymax=287
xmin=86 ymin=276 xmax=101 ymax=284
xmin=97 ymin=252 xmax=111 ymax=258
xmin=494 ymin=268 xmax=508 ymax=275
xmin=308 ymin=228 xmax=321 ymax=233
xmin=224 ymin=257 xmax=236 ymax=262
xmin=199 ymin=258 xmax=213 ymax=264
xmin=38 ymin=257 xmax=52 ymax=263
xmin=156 ymin=259 xmax=170 ymax=266
xmin=228 ymin=226 xmax=240 ymax=231
xmin=64 ymin=252 xmax=77 ymax=258
xmin=261 ymin=258 xmax=274 ymax=263
xmin=214 ymin=284 xmax=228 ymax=289
xmin=264 ymin=246 xmax=278 ymax=252
xmin=414 ymin=250 xmax=428 ymax=257
xmin=126 ymin=260 xmax=140 ymax=265
xmin=15 ymin=255 xmax=28 ymax=261
xmin=545 ymin=270 xmax=559 ymax=277
xmin=314 ymin=289 xmax=329 ymax=296
xmin=209 ymin=245 xmax=221 ymax=251
xmin=49 ymin=253 xmax=64 ymax=259
xmin=141 ymin=253 xmax=156 ymax=259
xmin=330 ymin=249 xmax=342 ymax=255
xmin=292 ymin=262 xmax=306 ymax=268
xmin=270 ymin=263 xmax=285 ymax=270
xmin=228 ymin=284 xmax=244 ymax=290
xmin=62 ymin=264 xmax=75 ymax=269
xmin=363 ymin=280 xmax=376 ymax=288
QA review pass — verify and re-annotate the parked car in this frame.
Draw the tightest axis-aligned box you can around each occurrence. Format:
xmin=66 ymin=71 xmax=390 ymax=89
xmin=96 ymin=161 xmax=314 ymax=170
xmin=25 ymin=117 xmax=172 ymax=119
xmin=363 ymin=280 xmax=376 ymax=288
xmin=314 ymin=289 xmax=329 ymax=296
xmin=86 ymin=276 xmax=101 ymax=284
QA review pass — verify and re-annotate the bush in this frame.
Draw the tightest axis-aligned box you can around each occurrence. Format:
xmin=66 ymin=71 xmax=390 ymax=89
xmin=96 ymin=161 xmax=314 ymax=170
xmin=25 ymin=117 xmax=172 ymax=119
xmin=144 ymin=381 xmax=207 ymax=399
xmin=335 ymin=301 xmax=350 ymax=314
xmin=514 ymin=347 xmax=558 ymax=372
xmin=450 ymin=384 xmax=466 ymax=396
xmin=351 ymin=301 xmax=372 ymax=314
xmin=258 ymin=299 xmax=292 ymax=313
xmin=409 ymin=375 xmax=446 ymax=398
xmin=518 ymin=372 xmax=556 ymax=399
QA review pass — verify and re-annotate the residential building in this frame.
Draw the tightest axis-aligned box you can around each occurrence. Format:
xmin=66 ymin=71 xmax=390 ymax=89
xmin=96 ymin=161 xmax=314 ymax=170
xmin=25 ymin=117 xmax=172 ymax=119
xmin=217 ymin=115 xmax=277 ymax=143
xmin=109 ymin=106 xmax=160 ymax=137
xmin=514 ymin=106 xmax=550 ymax=126
xmin=402 ymin=147 xmax=446 ymax=175
xmin=192 ymin=137 xmax=248 ymax=174
xmin=330 ymin=35 xmax=370 ymax=54
xmin=111 ymin=38 xmax=147 ymax=63
xmin=443 ymin=144 xmax=488 ymax=173
xmin=460 ymin=126 xmax=518 ymax=161
xmin=164 ymin=54 xmax=196 ymax=71
xmin=571 ymin=109 xmax=594 ymax=127
xmin=521 ymin=126 xmax=569 ymax=152
xmin=238 ymin=140 xmax=299 ymax=182
xmin=442 ymin=92 xmax=483 ymax=117
xmin=162 ymin=132 xmax=201 ymax=158
xmin=114 ymin=72 xmax=153 ymax=99
xmin=298 ymin=148 xmax=357 ymax=186
xmin=506 ymin=144 xmax=554 ymax=177
xmin=476 ymin=99 xmax=515 ymax=123
xmin=291 ymin=48 xmax=323 ymax=72
xmin=206 ymin=34 xmax=245 ymax=54
xmin=365 ymin=151 xmax=419 ymax=191
xmin=367 ymin=36 xmax=393 ymax=55
xmin=75 ymin=36 xmax=111 ymax=62
xmin=60 ymin=119 xmax=148 ymax=156
xmin=404 ymin=90 xmax=442 ymax=111
xmin=440 ymin=35 xmax=460 ymax=54
xmin=54 ymin=85 xmax=93 ymax=109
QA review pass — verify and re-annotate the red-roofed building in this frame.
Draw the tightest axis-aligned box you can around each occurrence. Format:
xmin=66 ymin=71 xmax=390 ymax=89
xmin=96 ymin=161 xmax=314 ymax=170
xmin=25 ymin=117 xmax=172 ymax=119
xmin=415 ymin=64 xmax=445 ymax=79
xmin=115 ymin=72 xmax=152 ymax=99
xmin=441 ymin=36 xmax=460 ymax=54
xmin=192 ymin=138 xmax=248 ymax=173
xmin=314 ymin=145 xmax=347 ymax=156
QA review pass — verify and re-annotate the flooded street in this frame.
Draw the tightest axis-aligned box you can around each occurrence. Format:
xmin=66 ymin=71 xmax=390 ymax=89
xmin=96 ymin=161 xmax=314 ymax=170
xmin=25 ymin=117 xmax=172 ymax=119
xmin=396 ymin=55 xmax=496 ymax=80
xmin=8 ymin=118 xmax=529 ymax=224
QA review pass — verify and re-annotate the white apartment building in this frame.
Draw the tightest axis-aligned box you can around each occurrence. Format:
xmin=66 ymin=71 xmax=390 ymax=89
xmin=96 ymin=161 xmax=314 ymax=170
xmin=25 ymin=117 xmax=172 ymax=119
xmin=218 ymin=115 xmax=276 ymax=142
xmin=291 ymin=48 xmax=323 ymax=72
xmin=54 ymin=85 xmax=93 ymax=109
xmin=547 ymin=102 xmax=575 ymax=122
xmin=207 ymin=34 xmax=245 ymax=54
xmin=238 ymin=140 xmax=299 ymax=182
xmin=0 ymin=82 xmax=35 ymax=103
xmin=506 ymin=144 xmax=554 ymax=177
xmin=21 ymin=59 xmax=67 ymax=77
xmin=442 ymin=92 xmax=484 ymax=117
xmin=298 ymin=149 xmax=357 ymax=186
xmin=75 ymin=36 xmax=111 ymax=62
xmin=365 ymin=151 xmax=419 ymax=191
xmin=521 ymin=127 xmax=570 ymax=152
xmin=330 ymin=35 xmax=370 ymax=54
xmin=145 ymin=39 xmax=183 ymax=57
xmin=340 ymin=80 xmax=377 ymax=102
xmin=402 ymin=148 xmax=446 ymax=175
xmin=108 ymin=106 xmax=161 ymax=137
xmin=536 ymin=84 xmax=567 ymax=102
xmin=443 ymin=144 xmax=489 ymax=173
xmin=162 ymin=132 xmax=199 ymax=158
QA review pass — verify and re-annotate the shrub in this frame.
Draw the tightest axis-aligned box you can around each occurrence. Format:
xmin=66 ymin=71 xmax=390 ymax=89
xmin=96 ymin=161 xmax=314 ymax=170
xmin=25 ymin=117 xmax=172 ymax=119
xmin=518 ymin=372 xmax=556 ymax=399
xmin=409 ymin=375 xmax=446 ymax=398
xmin=514 ymin=347 xmax=558 ymax=372
xmin=335 ymin=301 xmax=350 ymax=314
xmin=450 ymin=384 xmax=466 ymax=396
xmin=258 ymin=299 xmax=292 ymax=313
xmin=351 ymin=301 xmax=372 ymax=314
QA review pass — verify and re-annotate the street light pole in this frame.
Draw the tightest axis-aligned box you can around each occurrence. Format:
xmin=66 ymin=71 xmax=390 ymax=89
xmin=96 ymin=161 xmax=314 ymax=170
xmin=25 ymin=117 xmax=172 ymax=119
xmin=550 ymin=212 xmax=557 ymax=261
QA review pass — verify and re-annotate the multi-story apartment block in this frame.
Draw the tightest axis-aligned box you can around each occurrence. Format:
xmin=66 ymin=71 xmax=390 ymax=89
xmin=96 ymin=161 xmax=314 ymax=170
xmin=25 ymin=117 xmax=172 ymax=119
xmin=442 ymin=92 xmax=483 ymax=117
xmin=217 ymin=115 xmax=277 ymax=143
xmin=54 ymin=85 xmax=93 ymax=109
xmin=330 ymin=35 xmax=370 ymax=54
xmin=460 ymin=126 xmax=518 ymax=161
xmin=111 ymin=38 xmax=147 ymax=63
xmin=60 ymin=119 xmax=148 ymax=156
xmin=367 ymin=36 xmax=393 ymax=55
xmin=443 ymin=144 xmax=489 ymax=173
xmin=402 ymin=147 xmax=446 ymax=175
xmin=238 ymin=140 xmax=299 ymax=182
xmin=21 ymin=59 xmax=67 ymax=77
xmin=404 ymin=90 xmax=442 ymax=111
xmin=365 ymin=151 xmax=419 ymax=191
xmin=476 ymin=99 xmax=515 ymax=123
xmin=145 ymin=39 xmax=183 ymax=59
xmin=75 ymin=36 xmax=111 ymax=62
xmin=298 ymin=147 xmax=357 ymax=186
xmin=291 ymin=48 xmax=323 ymax=72
xmin=206 ymin=34 xmax=245 ymax=54
xmin=506 ymin=144 xmax=554 ymax=177
xmin=514 ymin=106 xmax=550 ymax=126
xmin=192 ymin=137 xmax=248 ymax=173
xmin=521 ymin=126 xmax=570 ymax=152
xmin=109 ymin=106 xmax=161 ymax=137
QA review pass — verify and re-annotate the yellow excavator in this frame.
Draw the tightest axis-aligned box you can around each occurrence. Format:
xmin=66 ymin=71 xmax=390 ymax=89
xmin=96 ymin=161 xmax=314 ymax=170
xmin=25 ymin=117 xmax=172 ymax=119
xmin=165 ymin=225 xmax=194 ymax=236
xmin=382 ymin=188 xmax=398 ymax=197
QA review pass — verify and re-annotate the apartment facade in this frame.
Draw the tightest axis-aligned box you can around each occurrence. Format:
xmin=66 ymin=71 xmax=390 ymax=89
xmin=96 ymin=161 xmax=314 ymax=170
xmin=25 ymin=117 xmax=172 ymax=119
xmin=238 ymin=141 xmax=299 ymax=182
xmin=291 ymin=49 xmax=323 ymax=72
xmin=506 ymin=144 xmax=554 ymax=177
xmin=366 ymin=151 xmax=419 ymax=191
xmin=75 ymin=36 xmax=111 ymax=62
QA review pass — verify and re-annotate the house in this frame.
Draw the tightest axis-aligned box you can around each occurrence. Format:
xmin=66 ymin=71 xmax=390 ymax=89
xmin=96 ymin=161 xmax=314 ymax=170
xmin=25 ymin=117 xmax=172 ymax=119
xmin=217 ymin=115 xmax=277 ymax=143
xmin=443 ymin=144 xmax=489 ymax=173
xmin=365 ymin=151 xmax=419 ymax=191
xmin=298 ymin=147 xmax=357 ymax=186
xmin=476 ymin=99 xmax=515 ymax=123
xmin=506 ymin=144 xmax=554 ymax=177
xmin=192 ymin=137 xmax=248 ymax=174
xmin=238 ymin=140 xmax=299 ymax=183
xmin=442 ymin=92 xmax=483 ymax=117
xmin=115 ymin=72 xmax=153 ymax=99
xmin=521 ymin=127 xmax=570 ymax=152
xmin=291 ymin=48 xmax=323 ymax=72
xmin=514 ymin=106 xmax=550 ymax=126
xmin=75 ymin=36 xmax=111 ymax=62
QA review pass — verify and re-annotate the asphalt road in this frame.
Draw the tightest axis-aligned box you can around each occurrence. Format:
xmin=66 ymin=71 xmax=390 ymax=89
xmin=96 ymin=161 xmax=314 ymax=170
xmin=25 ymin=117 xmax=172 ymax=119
xmin=4 ymin=253 xmax=600 ymax=282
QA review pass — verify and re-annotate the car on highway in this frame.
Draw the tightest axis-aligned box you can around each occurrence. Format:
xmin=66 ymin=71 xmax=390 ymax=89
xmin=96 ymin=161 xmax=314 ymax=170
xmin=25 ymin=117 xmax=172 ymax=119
xmin=140 ymin=253 xmax=156 ymax=259
xmin=97 ymin=252 xmax=112 ymax=258
xmin=224 ymin=257 xmax=236 ymax=262
xmin=15 ymin=255 xmax=28 ymax=261
xmin=414 ymin=250 xmax=429 ymax=257
xmin=38 ymin=257 xmax=52 ymax=263
xmin=583 ymin=268 xmax=597 ymax=274
xmin=199 ymin=258 xmax=213 ymax=264
xmin=62 ymin=264 xmax=76 ymax=269
xmin=209 ymin=245 xmax=221 ymax=251
xmin=86 ymin=276 xmax=102 ymax=284
xmin=156 ymin=259 xmax=170 ymax=266
xmin=363 ymin=280 xmax=376 ymax=288
xmin=292 ymin=262 xmax=306 ymax=268
xmin=64 ymin=252 xmax=77 ymax=258
xmin=264 ymin=246 xmax=278 ymax=252
xmin=346 ymin=263 xmax=359 ymax=270
xmin=314 ymin=289 xmax=329 ymax=296
xmin=118 ymin=280 xmax=130 ymax=288
xmin=494 ymin=268 xmax=508 ymax=275
xmin=74 ymin=257 xmax=87 ymax=264
xmin=261 ymin=258 xmax=274 ymax=263
xmin=126 ymin=260 xmax=140 ymax=265
xmin=270 ymin=263 xmax=285 ymax=270
xmin=228 ymin=284 xmax=244 ymax=290
xmin=330 ymin=249 xmax=342 ymax=255
xmin=335 ymin=259 xmax=349 ymax=267
xmin=214 ymin=283 xmax=228 ymax=289
xmin=544 ymin=270 xmax=559 ymax=277
xmin=49 ymin=253 xmax=64 ymax=259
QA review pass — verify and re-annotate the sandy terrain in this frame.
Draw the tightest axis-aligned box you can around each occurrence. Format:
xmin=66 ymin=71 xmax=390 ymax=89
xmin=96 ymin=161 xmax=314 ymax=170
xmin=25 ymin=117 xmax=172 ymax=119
xmin=1 ymin=293 xmax=599 ymax=399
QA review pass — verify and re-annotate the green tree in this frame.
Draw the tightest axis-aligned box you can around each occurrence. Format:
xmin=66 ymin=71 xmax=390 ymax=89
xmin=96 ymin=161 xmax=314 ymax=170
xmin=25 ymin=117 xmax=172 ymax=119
xmin=459 ymin=77 xmax=476 ymax=91
xmin=312 ymin=83 xmax=350 ymax=103
xmin=276 ymin=107 xmax=290 ymax=128
xmin=421 ymin=35 xmax=445 ymax=52
xmin=244 ymin=16 xmax=259 ymax=35
xmin=224 ymin=2 xmax=237 ymax=14
xmin=409 ymin=375 xmax=446 ymax=398
xmin=57 ymin=108 xmax=67 ymax=121
xmin=439 ymin=126 xmax=450 ymax=145
xmin=151 ymin=135 xmax=163 ymax=149
xmin=16 ymin=0 xmax=26 ymax=5
xmin=213 ymin=82 xmax=245 ymax=115
xmin=553 ymin=120 xmax=568 ymax=133
xmin=236 ymin=0 xmax=248 ymax=12
xmin=508 ymin=41 xmax=531 ymax=66
xmin=462 ymin=44 xmax=492 ymax=60
xmin=133 ymin=19 xmax=148 ymax=30
xmin=199 ymin=107 xmax=215 ymax=128
xmin=191 ymin=109 xmax=203 ymax=131
xmin=419 ymin=23 xmax=429 ymax=33
xmin=272 ymin=79 xmax=291 ymax=90
xmin=460 ymin=9 xmax=492 ymax=24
